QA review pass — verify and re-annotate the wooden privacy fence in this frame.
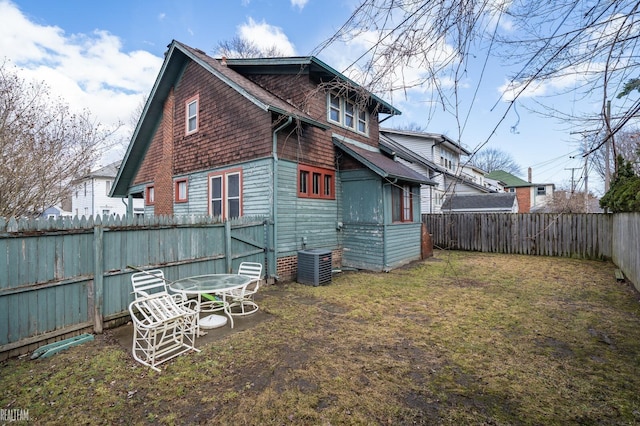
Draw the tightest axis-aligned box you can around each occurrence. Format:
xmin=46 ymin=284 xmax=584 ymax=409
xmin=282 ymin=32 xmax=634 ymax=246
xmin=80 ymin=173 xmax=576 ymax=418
xmin=0 ymin=214 xmax=272 ymax=359
xmin=423 ymin=212 xmax=640 ymax=292
xmin=423 ymin=213 xmax=613 ymax=259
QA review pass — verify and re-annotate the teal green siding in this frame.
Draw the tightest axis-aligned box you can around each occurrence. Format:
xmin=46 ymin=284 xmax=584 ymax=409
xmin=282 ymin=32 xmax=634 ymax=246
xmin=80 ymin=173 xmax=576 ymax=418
xmin=173 ymin=158 xmax=273 ymax=217
xmin=340 ymin=168 xmax=423 ymax=271
xmin=276 ymin=160 xmax=340 ymax=256
xmin=384 ymin=223 xmax=422 ymax=269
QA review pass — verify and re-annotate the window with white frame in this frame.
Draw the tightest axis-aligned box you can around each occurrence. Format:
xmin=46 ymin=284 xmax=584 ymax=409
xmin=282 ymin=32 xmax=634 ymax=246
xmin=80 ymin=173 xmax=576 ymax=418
xmin=186 ymin=95 xmax=199 ymax=134
xmin=327 ymin=92 xmax=369 ymax=135
xmin=209 ymin=169 xmax=242 ymax=219
xmin=536 ymin=186 xmax=546 ymax=195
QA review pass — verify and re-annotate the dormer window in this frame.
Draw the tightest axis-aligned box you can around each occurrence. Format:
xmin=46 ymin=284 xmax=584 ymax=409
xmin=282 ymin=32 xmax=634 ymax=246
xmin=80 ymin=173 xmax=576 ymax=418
xmin=327 ymin=92 xmax=369 ymax=136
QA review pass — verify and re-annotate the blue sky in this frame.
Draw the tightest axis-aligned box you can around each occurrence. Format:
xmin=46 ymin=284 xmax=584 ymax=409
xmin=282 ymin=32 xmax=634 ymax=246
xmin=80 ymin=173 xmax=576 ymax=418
xmin=0 ymin=0 xmax=600 ymax=194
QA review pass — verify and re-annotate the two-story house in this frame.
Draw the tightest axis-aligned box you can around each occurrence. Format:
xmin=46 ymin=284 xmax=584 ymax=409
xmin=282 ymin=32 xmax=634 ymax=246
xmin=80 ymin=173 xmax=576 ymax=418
xmin=73 ymin=161 xmax=144 ymax=218
xmin=379 ymin=128 xmax=495 ymax=214
xmin=485 ymin=170 xmax=554 ymax=213
xmin=111 ymin=40 xmax=432 ymax=280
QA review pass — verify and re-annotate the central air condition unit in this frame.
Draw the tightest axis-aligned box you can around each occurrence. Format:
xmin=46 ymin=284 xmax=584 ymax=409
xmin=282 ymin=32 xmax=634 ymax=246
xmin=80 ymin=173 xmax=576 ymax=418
xmin=297 ymin=249 xmax=332 ymax=286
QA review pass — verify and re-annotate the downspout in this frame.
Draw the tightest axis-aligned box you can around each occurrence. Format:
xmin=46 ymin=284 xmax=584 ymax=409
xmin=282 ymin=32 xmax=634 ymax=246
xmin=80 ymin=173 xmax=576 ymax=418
xmin=272 ymin=115 xmax=293 ymax=280
xmin=382 ymin=178 xmax=397 ymax=272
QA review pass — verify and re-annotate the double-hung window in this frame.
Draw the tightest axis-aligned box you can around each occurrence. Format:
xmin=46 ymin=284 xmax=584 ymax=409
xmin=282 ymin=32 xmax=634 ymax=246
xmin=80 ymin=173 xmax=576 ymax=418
xmin=391 ymin=184 xmax=413 ymax=222
xmin=186 ymin=95 xmax=199 ymax=134
xmin=298 ymin=165 xmax=334 ymax=200
xmin=175 ymin=178 xmax=188 ymax=203
xmin=327 ymin=92 xmax=369 ymax=136
xmin=209 ymin=169 xmax=242 ymax=219
xmin=145 ymin=185 xmax=155 ymax=206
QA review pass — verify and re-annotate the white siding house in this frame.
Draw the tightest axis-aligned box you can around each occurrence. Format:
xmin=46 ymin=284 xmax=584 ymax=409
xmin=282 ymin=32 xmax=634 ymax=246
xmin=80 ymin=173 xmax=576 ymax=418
xmin=380 ymin=129 xmax=495 ymax=214
xmin=72 ymin=161 xmax=143 ymax=218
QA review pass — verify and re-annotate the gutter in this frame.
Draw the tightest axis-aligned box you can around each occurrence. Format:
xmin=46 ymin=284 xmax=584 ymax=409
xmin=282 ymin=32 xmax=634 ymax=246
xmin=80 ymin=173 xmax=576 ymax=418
xmin=271 ymin=116 xmax=293 ymax=280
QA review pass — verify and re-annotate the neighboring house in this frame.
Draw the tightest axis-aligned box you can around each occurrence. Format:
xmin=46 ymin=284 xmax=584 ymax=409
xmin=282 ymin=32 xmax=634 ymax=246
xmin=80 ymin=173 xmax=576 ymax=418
xmin=379 ymin=129 xmax=495 ymax=214
xmin=111 ymin=40 xmax=433 ymax=279
xmin=40 ymin=205 xmax=73 ymax=220
xmin=485 ymin=170 xmax=554 ymax=213
xmin=441 ymin=193 xmax=518 ymax=213
xmin=73 ymin=161 xmax=144 ymax=218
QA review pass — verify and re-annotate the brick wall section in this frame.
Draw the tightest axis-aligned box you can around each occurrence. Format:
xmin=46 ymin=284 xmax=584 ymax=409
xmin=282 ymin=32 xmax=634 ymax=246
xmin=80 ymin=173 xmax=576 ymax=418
xmin=515 ymin=187 xmax=531 ymax=213
xmin=277 ymin=249 xmax=343 ymax=282
xmin=152 ymin=88 xmax=175 ymax=215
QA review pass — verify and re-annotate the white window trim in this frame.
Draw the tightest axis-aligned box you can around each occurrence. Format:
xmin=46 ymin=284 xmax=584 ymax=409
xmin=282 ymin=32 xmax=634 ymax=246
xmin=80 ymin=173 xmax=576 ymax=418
xmin=186 ymin=95 xmax=199 ymax=134
xmin=327 ymin=92 xmax=369 ymax=136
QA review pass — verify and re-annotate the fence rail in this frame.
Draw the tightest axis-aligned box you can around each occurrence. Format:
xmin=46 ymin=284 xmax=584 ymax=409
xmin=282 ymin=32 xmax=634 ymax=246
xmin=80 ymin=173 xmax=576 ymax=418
xmin=423 ymin=212 xmax=639 ymax=292
xmin=0 ymin=215 xmax=271 ymax=359
xmin=423 ymin=213 xmax=613 ymax=259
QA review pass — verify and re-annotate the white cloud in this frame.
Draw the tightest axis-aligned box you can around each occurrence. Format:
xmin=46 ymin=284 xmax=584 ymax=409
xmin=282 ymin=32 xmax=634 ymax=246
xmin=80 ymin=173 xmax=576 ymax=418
xmin=0 ymin=1 xmax=163 ymax=160
xmin=238 ymin=17 xmax=296 ymax=56
xmin=291 ymin=0 xmax=309 ymax=10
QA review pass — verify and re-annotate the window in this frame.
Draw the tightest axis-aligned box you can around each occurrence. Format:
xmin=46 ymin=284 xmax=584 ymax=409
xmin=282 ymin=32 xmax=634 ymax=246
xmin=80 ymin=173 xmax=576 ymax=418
xmin=105 ymin=180 xmax=111 ymax=196
xmin=327 ymin=92 xmax=369 ymax=136
xmin=208 ymin=169 xmax=242 ymax=219
xmin=298 ymin=165 xmax=335 ymax=199
xmin=392 ymin=184 xmax=413 ymax=222
xmin=186 ymin=95 xmax=199 ymax=134
xmin=145 ymin=185 xmax=155 ymax=205
xmin=536 ymin=186 xmax=546 ymax=196
xmin=102 ymin=209 xmax=110 ymax=216
xmin=175 ymin=179 xmax=188 ymax=203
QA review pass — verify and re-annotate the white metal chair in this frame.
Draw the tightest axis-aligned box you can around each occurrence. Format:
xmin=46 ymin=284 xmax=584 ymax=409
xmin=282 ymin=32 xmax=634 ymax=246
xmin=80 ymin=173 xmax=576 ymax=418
xmin=130 ymin=269 xmax=197 ymax=332
xmin=128 ymin=293 xmax=200 ymax=372
xmin=226 ymin=262 xmax=263 ymax=316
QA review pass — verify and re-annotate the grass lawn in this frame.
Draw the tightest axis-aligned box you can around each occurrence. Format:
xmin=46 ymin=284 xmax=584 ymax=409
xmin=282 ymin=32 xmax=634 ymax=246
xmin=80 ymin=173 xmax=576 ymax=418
xmin=2 ymin=250 xmax=640 ymax=425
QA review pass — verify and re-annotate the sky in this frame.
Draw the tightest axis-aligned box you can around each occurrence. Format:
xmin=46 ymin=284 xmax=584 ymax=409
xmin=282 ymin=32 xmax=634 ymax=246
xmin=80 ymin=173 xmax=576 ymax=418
xmin=0 ymin=0 xmax=602 ymax=194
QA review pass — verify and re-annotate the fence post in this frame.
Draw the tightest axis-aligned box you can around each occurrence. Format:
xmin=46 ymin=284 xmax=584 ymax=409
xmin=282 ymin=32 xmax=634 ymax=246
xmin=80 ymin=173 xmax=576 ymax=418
xmin=225 ymin=220 xmax=232 ymax=273
xmin=93 ymin=221 xmax=104 ymax=333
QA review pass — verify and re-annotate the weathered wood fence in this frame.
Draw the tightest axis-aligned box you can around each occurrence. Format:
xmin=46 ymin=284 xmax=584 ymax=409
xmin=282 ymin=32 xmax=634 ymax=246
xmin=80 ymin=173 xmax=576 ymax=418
xmin=423 ymin=212 xmax=640 ymax=291
xmin=0 ymin=215 xmax=272 ymax=360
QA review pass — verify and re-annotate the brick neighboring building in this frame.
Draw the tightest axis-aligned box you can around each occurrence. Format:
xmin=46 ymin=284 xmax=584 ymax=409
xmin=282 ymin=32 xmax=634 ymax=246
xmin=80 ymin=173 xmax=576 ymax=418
xmin=486 ymin=170 xmax=555 ymax=213
xmin=111 ymin=40 xmax=432 ymax=280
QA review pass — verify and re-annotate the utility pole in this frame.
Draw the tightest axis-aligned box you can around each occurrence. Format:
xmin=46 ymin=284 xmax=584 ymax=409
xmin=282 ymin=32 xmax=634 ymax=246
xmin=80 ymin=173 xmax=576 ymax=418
xmin=584 ymin=137 xmax=589 ymax=213
xmin=565 ymin=167 xmax=581 ymax=194
xmin=605 ymin=100 xmax=611 ymax=192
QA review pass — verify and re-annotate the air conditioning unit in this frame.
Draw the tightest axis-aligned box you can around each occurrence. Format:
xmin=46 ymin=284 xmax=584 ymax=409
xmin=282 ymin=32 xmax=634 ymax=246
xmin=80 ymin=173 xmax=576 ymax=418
xmin=297 ymin=249 xmax=332 ymax=286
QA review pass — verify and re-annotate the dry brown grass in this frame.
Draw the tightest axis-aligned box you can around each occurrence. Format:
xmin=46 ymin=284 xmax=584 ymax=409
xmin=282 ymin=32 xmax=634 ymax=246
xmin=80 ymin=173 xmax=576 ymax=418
xmin=2 ymin=250 xmax=640 ymax=425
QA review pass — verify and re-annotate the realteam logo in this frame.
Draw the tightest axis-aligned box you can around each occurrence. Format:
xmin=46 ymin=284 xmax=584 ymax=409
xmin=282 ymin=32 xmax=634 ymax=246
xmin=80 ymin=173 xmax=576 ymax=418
xmin=0 ymin=409 xmax=29 ymax=422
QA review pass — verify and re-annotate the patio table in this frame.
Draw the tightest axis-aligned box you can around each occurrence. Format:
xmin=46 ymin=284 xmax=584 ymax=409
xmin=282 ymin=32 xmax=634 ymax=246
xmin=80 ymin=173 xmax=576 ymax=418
xmin=168 ymin=274 xmax=251 ymax=333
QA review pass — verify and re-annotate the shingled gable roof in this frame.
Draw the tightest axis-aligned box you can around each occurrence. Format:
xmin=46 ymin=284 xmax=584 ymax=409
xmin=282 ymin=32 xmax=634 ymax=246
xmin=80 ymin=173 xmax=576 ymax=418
xmin=379 ymin=133 xmax=492 ymax=193
xmin=224 ymin=57 xmax=401 ymax=116
xmin=111 ymin=40 xmax=330 ymax=197
xmin=380 ymin=128 xmax=472 ymax=156
xmin=333 ymin=135 xmax=435 ymax=185
xmin=485 ymin=170 xmax=535 ymax=188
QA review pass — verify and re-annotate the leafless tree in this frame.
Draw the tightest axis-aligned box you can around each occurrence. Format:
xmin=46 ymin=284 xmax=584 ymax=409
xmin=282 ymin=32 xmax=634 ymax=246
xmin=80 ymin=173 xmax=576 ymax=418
xmin=216 ymin=36 xmax=287 ymax=58
xmin=590 ymin=128 xmax=640 ymax=181
xmin=542 ymin=189 xmax=600 ymax=213
xmin=312 ymin=0 xmax=640 ymax=171
xmin=470 ymin=147 xmax=522 ymax=174
xmin=0 ymin=61 xmax=116 ymax=218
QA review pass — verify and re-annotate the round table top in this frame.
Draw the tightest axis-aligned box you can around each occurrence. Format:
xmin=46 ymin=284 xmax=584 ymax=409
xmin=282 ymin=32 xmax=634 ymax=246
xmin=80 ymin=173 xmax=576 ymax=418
xmin=168 ymin=274 xmax=251 ymax=294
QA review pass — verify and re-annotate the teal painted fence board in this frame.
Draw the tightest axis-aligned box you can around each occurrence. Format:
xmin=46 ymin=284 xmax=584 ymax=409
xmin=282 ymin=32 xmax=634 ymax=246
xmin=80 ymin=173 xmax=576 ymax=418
xmin=0 ymin=215 xmax=270 ymax=355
